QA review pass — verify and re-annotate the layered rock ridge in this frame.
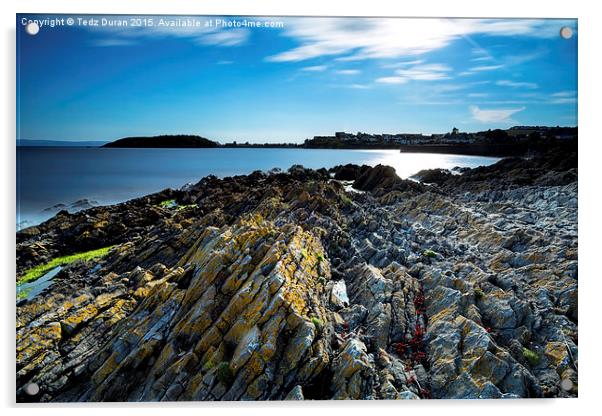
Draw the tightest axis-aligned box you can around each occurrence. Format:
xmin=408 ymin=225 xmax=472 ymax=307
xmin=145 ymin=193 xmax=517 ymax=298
xmin=16 ymin=150 xmax=577 ymax=401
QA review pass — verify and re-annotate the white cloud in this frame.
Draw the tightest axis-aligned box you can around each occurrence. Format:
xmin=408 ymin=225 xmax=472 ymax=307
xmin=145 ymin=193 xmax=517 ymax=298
xmin=198 ymin=29 xmax=249 ymax=46
xmin=551 ymin=90 xmax=576 ymax=97
xmin=550 ymin=97 xmax=577 ymax=104
xmin=301 ymin=65 xmax=328 ymax=72
xmin=376 ymin=76 xmax=408 ymax=85
xmin=329 ymin=83 xmax=372 ymax=90
xmin=348 ymin=83 xmax=371 ymax=89
xmin=86 ymin=16 xmax=251 ymax=47
xmin=469 ymin=65 xmax=504 ymax=72
xmin=470 ymin=105 xmax=525 ymax=123
xmin=398 ymin=63 xmax=451 ymax=80
xmin=503 ymin=51 xmax=545 ymax=66
xmin=376 ymin=63 xmax=451 ymax=84
xmin=462 ymin=51 xmax=545 ymax=77
xmin=497 ymin=80 xmax=539 ymax=89
xmin=381 ymin=59 xmax=424 ymax=68
xmin=549 ymin=91 xmax=577 ymax=104
xmin=335 ymin=69 xmax=360 ymax=75
xmin=480 ymin=100 xmax=530 ymax=105
xmin=471 ymin=55 xmax=494 ymax=62
xmin=266 ymin=18 xmax=568 ymax=62
xmin=458 ymin=64 xmax=505 ymax=76
xmin=468 ymin=93 xmax=489 ymax=98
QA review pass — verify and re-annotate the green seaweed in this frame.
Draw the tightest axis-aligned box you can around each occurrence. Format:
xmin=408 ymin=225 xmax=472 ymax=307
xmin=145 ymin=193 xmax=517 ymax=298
xmin=17 ymin=246 xmax=115 ymax=285
xmin=423 ymin=249 xmax=437 ymax=259
xmin=202 ymin=359 xmax=215 ymax=372
xmin=16 ymin=287 xmax=32 ymax=301
xmin=311 ymin=316 xmax=323 ymax=332
xmin=340 ymin=194 xmax=352 ymax=206
xmin=522 ymin=347 xmax=540 ymax=366
xmin=176 ymin=203 xmax=197 ymax=211
xmin=216 ymin=361 xmax=234 ymax=386
xmin=159 ymin=199 xmax=177 ymax=208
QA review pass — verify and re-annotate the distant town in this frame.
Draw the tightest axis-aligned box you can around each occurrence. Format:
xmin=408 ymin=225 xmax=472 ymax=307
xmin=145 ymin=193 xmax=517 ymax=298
xmin=221 ymin=126 xmax=578 ymax=156
xmin=311 ymin=125 xmax=575 ymax=145
xmin=216 ymin=125 xmax=578 ymax=147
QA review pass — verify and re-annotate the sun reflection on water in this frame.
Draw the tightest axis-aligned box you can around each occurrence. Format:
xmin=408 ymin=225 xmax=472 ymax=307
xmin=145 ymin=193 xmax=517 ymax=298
xmin=369 ymin=151 xmax=500 ymax=178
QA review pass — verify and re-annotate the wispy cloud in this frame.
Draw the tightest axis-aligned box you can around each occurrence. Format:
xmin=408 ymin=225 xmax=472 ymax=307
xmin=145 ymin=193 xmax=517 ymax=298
xmin=497 ymin=80 xmax=539 ymax=89
xmin=504 ymin=51 xmax=546 ymax=66
xmin=460 ymin=49 xmax=546 ymax=77
xmin=198 ymin=29 xmax=249 ymax=46
xmin=335 ymin=69 xmax=360 ymax=75
xmin=469 ymin=65 xmax=504 ymax=72
xmin=471 ymin=55 xmax=494 ymax=62
xmin=86 ymin=17 xmax=251 ymax=47
xmin=550 ymin=97 xmax=577 ymax=104
xmin=549 ymin=90 xmax=577 ymax=104
xmin=459 ymin=64 xmax=504 ymax=76
xmin=348 ymin=83 xmax=371 ymax=89
xmin=381 ymin=59 xmax=424 ymax=68
xmin=301 ymin=65 xmax=328 ymax=72
xmin=551 ymin=90 xmax=577 ymax=97
xmin=376 ymin=63 xmax=451 ymax=84
xmin=328 ymin=82 xmax=372 ymax=90
xmin=470 ymin=105 xmax=525 ymax=123
xmin=266 ymin=18 xmax=568 ymax=62
xmin=376 ymin=77 xmax=409 ymax=85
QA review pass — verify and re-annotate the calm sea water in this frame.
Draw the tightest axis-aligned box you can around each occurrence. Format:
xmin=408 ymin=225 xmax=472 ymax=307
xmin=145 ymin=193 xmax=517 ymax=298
xmin=17 ymin=147 xmax=499 ymax=227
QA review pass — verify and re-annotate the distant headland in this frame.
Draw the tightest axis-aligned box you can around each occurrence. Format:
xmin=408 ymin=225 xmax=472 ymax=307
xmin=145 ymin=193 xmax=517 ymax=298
xmin=102 ymin=135 xmax=219 ymax=148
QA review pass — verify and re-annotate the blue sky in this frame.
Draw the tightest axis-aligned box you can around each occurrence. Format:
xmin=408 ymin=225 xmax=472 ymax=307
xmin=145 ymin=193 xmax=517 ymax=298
xmin=17 ymin=15 xmax=577 ymax=143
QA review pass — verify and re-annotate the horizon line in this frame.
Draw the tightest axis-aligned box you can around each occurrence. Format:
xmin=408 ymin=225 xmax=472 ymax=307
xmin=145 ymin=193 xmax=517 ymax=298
xmin=17 ymin=124 xmax=579 ymax=144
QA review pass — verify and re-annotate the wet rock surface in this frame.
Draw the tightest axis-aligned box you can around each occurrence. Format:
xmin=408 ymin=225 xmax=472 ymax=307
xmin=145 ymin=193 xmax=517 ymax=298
xmin=16 ymin=150 xmax=577 ymax=401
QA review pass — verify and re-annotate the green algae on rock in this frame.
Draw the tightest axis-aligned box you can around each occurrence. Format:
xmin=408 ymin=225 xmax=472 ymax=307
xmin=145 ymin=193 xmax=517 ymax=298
xmin=17 ymin=246 xmax=115 ymax=285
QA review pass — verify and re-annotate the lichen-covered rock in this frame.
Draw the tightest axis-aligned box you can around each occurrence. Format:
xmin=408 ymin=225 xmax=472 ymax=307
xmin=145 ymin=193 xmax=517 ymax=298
xmin=16 ymin=151 xmax=577 ymax=401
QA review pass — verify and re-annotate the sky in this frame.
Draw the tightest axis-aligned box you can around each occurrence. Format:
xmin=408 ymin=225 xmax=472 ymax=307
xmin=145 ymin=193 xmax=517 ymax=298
xmin=17 ymin=15 xmax=578 ymax=143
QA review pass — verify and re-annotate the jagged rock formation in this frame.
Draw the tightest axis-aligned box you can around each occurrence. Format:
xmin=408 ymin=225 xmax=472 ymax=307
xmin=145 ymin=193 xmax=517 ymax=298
xmin=16 ymin=150 xmax=577 ymax=401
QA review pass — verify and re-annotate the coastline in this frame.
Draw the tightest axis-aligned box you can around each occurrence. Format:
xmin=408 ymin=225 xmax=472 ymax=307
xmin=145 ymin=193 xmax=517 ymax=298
xmin=16 ymin=149 xmax=578 ymax=401
xmin=16 ymin=148 xmax=501 ymax=229
xmin=399 ymin=143 xmax=535 ymax=157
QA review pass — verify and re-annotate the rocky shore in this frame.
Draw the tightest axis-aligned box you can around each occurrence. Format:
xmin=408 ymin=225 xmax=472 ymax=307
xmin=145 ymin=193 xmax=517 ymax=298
xmin=16 ymin=149 xmax=578 ymax=401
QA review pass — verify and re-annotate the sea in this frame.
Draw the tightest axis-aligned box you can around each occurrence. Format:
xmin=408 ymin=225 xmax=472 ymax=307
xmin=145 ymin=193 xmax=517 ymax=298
xmin=17 ymin=147 xmax=499 ymax=228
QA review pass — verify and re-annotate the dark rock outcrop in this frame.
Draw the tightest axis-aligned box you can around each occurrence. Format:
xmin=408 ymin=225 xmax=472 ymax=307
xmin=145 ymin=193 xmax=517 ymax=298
xmin=330 ymin=164 xmax=370 ymax=181
xmin=103 ymin=135 xmax=218 ymax=148
xmin=411 ymin=168 xmax=452 ymax=185
xmin=353 ymin=164 xmax=401 ymax=191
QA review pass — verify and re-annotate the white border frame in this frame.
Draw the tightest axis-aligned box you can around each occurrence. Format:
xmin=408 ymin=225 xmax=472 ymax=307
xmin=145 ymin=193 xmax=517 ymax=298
xmin=3 ymin=1 xmax=599 ymax=415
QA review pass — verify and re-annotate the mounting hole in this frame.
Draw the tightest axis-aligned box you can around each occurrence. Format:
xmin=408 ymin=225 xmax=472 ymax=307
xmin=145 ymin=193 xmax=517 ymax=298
xmin=24 ymin=382 xmax=40 ymax=396
xmin=25 ymin=22 xmax=40 ymax=36
xmin=560 ymin=378 xmax=574 ymax=391
xmin=560 ymin=26 xmax=573 ymax=40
